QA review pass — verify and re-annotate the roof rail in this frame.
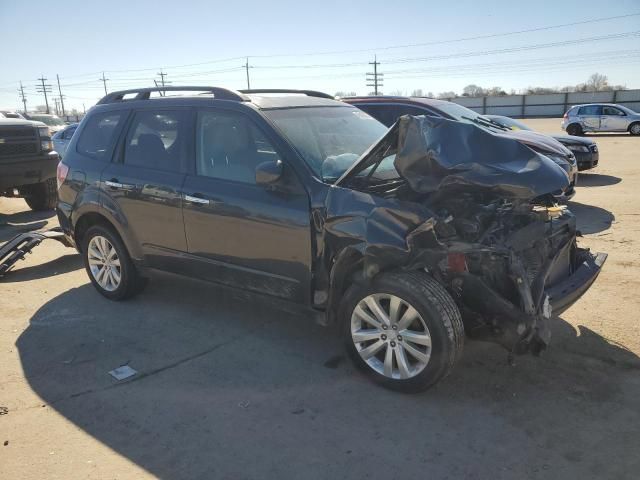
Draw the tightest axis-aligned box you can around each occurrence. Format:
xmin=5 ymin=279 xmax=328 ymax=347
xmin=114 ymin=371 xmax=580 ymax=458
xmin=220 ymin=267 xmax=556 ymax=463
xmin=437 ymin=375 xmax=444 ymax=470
xmin=239 ymin=89 xmax=334 ymax=99
xmin=96 ymin=86 xmax=250 ymax=105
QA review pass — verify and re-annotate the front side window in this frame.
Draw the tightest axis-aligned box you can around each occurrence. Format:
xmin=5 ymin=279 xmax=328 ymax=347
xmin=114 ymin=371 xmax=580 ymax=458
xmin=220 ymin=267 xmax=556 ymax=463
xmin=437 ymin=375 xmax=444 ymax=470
xmin=76 ymin=111 xmax=124 ymax=160
xmin=196 ymin=110 xmax=282 ymax=184
xmin=602 ymin=106 xmax=625 ymax=116
xmin=124 ymin=110 xmax=187 ymax=172
xmin=264 ymin=106 xmax=387 ymax=182
xmin=578 ymin=105 xmax=602 ymax=116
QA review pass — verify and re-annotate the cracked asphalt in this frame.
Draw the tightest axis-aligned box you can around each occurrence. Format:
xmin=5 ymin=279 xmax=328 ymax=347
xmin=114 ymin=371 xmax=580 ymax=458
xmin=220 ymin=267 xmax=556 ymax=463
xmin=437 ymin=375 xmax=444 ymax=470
xmin=1 ymin=119 xmax=639 ymax=479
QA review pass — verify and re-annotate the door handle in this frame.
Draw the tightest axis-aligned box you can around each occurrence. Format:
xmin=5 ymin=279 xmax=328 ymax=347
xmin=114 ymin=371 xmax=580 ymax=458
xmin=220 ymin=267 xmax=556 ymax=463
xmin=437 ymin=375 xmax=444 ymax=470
xmin=105 ymin=179 xmax=135 ymax=190
xmin=184 ymin=194 xmax=210 ymax=205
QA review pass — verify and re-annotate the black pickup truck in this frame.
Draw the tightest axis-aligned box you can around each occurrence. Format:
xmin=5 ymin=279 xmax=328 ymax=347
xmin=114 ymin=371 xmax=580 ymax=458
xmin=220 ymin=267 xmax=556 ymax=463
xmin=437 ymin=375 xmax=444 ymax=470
xmin=0 ymin=117 xmax=60 ymax=210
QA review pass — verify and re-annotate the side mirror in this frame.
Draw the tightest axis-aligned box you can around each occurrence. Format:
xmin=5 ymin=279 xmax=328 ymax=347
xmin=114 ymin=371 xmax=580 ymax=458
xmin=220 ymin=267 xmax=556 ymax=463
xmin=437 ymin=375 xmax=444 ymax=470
xmin=255 ymin=160 xmax=283 ymax=186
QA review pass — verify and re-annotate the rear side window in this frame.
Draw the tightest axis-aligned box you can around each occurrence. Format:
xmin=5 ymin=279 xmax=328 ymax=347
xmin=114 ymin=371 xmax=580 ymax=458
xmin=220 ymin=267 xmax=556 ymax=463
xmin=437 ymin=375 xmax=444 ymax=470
xmin=123 ymin=110 xmax=189 ymax=172
xmin=76 ymin=112 xmax=124 ymax=160
xmin=196 ymin=110 xmax=282 ymax=184
xmin=578 ymin=105 xmax=602 ymax=116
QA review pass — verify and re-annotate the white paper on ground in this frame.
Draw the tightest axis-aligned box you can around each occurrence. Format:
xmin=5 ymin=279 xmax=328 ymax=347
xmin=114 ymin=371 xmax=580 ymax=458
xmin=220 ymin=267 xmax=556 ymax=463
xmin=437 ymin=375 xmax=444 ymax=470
xmin=108 ymin=365 xmax=137 ymax=381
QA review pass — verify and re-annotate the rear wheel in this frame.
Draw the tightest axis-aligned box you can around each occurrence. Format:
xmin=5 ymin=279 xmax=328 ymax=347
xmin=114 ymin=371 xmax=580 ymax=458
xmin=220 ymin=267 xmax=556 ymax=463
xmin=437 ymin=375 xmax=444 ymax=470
xmin=629 ymin=122 xmax=640 ymax=136
xmin=341 ymin=271 xmax=464 ymax=393
xmin=24 ymin=178 xmax=57 ymax=211
xmin=566 ymin=123 xmax=583 ymax=136
xmin=82 ymin=225 xmax=142 ymax=300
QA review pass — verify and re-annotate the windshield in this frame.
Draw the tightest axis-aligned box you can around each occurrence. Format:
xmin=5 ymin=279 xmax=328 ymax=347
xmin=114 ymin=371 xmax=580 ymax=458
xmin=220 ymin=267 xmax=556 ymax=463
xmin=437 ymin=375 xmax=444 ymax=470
xmin=30 ymin=114 xmax=65 ymax=126
xmin=487 ymin=116 xmax=532 ymax=131
xmin=264 ymin=106 xmax=389 ymax=182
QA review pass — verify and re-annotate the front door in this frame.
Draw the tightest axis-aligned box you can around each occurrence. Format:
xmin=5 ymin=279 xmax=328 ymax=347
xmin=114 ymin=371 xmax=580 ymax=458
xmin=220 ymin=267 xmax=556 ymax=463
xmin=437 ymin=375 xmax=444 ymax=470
xmin=182 ymin=109 xmax=312 ymax=303
xmin=101 ymin=108 xmax=190 ymax=270
xmin=600 ymin=105 xmax=628 ymax=131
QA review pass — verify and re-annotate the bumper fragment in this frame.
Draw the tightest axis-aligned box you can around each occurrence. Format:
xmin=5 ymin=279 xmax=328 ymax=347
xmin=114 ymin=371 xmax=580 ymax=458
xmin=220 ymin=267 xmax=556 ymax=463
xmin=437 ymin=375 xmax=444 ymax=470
xmin=546 ymin=252 xmax=607 ymax=315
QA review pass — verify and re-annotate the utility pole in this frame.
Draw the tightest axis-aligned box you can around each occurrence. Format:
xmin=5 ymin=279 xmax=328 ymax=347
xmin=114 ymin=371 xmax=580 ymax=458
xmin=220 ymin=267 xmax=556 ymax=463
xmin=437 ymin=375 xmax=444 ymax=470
xmin=366 ymin=55 xmax=384 ymax=96
xmin=18 ymin=82 xmax=27 ymax=113
xmin=153 ymin=79 xmax=164 ymax=96
xmin=82 ymin=103 xmax=86 ymax=114
xmin=36 ymin=76 xmax=52 ymax=113
xmin=156 ymin=70 xmax=171 ymax=96
xmin=56 ymin=74 xmax=66 ymax=117
xmin=53 ymin=97 xmax=60 ymax=116
xmin=99 ymin=72 xmax=109 ymax=96
xmin=244 ymin=57 xmax=251 ymax=90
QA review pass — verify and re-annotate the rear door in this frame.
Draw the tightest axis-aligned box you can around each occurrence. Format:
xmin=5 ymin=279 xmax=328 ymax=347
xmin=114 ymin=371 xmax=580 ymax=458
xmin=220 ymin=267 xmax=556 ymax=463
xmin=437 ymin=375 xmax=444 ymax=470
xmin=100 ymin=108 xmax=191 ymax=270
xmin=577 ymin=105 xmax=602 ymax=131
xmin=600 ymin=105 xmax=628 ymax=131
xmin=181 ymin=108 xmax=312 ymax=303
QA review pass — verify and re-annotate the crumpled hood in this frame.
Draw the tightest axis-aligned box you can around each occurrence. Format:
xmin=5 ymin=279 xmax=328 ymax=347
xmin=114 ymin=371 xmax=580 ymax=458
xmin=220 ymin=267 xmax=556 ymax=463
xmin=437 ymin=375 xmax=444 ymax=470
xmin=337 ymin=115 xmax=570 ymax=199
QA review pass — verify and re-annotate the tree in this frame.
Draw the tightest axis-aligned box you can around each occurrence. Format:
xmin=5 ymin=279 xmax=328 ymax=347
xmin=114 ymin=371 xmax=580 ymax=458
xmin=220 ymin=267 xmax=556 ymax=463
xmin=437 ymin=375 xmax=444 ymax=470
xmin=485 ymin=86 xmax=507 ymax=96
xmin=462 ymin=84 xmax=485 ymax=97
xmin=586 ymin=73 xmax=608 ymax=91
xmin=411 ymin=89 xmax=424 ymax=97
xmin=437 ymin=91 xmax=457 ymax=99
xmin=389 ymin=89 xmax=406 ymax=96
xmin=334 ymin=91 xmax=357 ymax=97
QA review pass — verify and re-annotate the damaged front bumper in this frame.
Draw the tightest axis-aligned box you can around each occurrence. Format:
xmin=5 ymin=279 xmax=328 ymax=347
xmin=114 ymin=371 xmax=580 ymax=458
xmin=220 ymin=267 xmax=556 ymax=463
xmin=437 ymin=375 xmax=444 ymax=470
xmin=547 ymin=251 xmax=607 ymax=315
xmin=456 ymin=247 xmax=607 ymax=355
xmin=0 ymin=227 xmax=73 ymax=276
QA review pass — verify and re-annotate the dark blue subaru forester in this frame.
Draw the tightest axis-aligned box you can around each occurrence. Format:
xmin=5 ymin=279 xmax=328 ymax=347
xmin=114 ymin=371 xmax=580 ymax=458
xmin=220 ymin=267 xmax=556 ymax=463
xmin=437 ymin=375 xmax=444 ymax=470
xmin=56 ymin=86 xmax=606 ymax=392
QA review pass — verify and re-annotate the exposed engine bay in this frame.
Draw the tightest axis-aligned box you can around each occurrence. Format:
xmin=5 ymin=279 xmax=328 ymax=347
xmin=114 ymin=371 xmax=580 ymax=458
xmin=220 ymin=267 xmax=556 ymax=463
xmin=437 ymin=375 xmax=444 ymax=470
xmin=323 ymin=115 xmax=606 ymax=355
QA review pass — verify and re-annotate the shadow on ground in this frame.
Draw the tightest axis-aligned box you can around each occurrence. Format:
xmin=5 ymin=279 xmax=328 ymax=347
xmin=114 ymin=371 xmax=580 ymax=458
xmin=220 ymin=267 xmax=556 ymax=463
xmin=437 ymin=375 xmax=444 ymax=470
xmin=578 ymin=173 xmax=622 ymax=187
xmin=567 ymin=201 xmax=615 ymax=235
xmin=1 ymin=254 xmax=81 ymax=282
xmin=0 ymin=208 xmax=56 ymax=242
xmin=15 ymin=272 xmax=640 ymax=479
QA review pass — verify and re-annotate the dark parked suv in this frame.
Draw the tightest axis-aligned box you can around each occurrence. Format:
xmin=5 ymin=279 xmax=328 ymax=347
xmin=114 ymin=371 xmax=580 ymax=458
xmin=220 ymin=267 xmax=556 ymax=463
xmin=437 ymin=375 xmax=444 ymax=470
xmin=1 ymin=117 xmax=59 ymax=210
xmin=56 ymin=87 xmax=606 ymax=392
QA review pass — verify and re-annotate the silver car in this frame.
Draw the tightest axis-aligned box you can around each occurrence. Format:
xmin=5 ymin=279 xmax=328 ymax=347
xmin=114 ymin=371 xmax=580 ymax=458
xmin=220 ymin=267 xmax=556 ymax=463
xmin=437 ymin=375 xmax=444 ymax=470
xmin=562 ymin=103 xmax=640 ymax=136
xmin=52 ymin=123 xmax=78 ymax=158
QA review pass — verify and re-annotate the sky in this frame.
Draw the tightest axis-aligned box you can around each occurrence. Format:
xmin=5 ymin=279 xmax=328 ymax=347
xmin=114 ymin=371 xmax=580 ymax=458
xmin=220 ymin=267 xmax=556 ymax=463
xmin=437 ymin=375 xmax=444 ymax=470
xmin=1 ymin=0 xmax=639 ymax=112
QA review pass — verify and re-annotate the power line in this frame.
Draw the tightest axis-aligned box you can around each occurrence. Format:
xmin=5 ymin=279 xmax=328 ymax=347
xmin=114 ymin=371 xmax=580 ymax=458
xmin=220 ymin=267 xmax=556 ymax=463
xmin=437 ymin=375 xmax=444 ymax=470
xmin=2 ymin=11 xmax=637 ymax=88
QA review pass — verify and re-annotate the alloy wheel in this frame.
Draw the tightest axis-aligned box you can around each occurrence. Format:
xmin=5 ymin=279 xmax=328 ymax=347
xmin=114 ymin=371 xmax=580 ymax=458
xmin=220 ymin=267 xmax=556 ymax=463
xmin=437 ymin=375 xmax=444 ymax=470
xmin=351 ymin=293 xmax=432 ymax=380
xmin=87 ymin=235 xmax=122 ymax=292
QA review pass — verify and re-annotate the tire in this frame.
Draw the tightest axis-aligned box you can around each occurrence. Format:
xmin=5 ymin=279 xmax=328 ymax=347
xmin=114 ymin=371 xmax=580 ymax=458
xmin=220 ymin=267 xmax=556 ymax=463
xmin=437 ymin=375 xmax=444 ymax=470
xmin=340 ymin=271 xmax=464 ymax=393
xmin=566 ymin=123 xmax=583 ymax=136
xmin=82 ymin=224 xmax=142 ymax=300
xmin=629 ymin=122 xmax=640 ymax=136
xmin=24 ymin=178 xmax=57 ymax=211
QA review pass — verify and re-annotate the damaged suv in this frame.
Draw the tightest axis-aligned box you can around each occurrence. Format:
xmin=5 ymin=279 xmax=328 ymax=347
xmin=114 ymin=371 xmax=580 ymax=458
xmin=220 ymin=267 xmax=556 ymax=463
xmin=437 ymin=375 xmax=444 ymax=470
xmin=56 ymin=87 xmax=606 ymax=392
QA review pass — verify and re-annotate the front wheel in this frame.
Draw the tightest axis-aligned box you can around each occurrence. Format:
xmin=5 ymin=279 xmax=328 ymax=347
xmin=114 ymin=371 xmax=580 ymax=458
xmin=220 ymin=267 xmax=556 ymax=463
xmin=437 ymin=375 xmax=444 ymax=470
xmin=24 ymin=178 xmax=57 ymax=211
xmin=629 ymin=122 xmax=640 ymax=136
xmin=341 ymin=271 xmax=464 ymax=393
xmin=566 ymin=123 xmax=583 ymax=136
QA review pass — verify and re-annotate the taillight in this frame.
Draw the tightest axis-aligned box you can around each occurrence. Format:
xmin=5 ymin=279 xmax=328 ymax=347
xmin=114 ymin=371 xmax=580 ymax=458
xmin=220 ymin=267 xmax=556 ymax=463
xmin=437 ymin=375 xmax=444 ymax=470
xmin=57 ymin=162 xmax=69 ymax=189
xmin=447 ymin=253 xmax=467 ymax=273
